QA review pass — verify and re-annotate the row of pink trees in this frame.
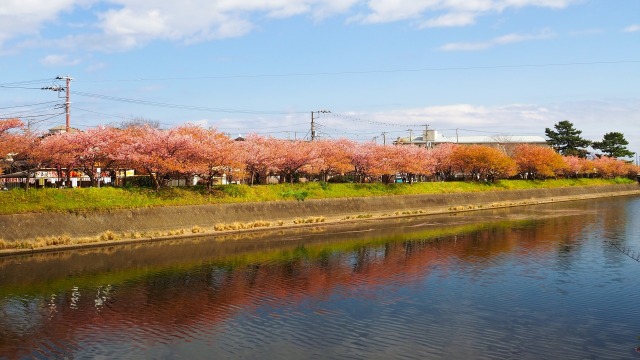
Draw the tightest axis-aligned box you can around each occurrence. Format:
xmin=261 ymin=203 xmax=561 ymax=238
xmin=1 ymin=121 xmax=638 ymax=190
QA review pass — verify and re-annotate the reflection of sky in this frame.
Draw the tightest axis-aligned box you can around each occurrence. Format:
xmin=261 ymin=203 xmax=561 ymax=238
xmin=2 ymin=197 xmax=640 ymax=359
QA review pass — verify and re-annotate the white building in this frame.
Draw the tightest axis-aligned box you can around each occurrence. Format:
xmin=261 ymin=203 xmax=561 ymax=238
xmin=395 ymin=130 xmax=547 ymax=150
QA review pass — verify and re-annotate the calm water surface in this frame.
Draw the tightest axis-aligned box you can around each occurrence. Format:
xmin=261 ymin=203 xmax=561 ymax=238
xmin=1 ymin=196 xmax=640 ymax=359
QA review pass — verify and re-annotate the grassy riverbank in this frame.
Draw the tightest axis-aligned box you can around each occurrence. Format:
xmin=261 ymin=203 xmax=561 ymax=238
xmin=0 ymin=178 xmax=633 ymax=215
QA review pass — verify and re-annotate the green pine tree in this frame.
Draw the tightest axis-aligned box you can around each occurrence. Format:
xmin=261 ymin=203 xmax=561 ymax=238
xmin=592 ymin=132 xmax=635 ymax=158
xmin=544 ymin=120 xmax=591 ymax=157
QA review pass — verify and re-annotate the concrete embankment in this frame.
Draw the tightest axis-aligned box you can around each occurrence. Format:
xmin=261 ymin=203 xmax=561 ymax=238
xmin=1 ymin=183 xmax=639 ymax=242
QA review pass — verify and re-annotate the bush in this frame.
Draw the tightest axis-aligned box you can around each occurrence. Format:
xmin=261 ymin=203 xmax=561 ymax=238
xmin=214 ymin=184 xmax=248 ymax=198
xmin=327 ymin=175 xmax=355 ymax=183
xmin=280 ymin=190 xmax=309 ymax=201
xmin=124 ymin=176 xmax=153 ymax=188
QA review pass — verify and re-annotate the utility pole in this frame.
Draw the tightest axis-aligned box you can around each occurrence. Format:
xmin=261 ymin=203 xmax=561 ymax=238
xmin=407 ymin=129 xmax=413 ymax=144
xmin=381 ymin=131 xmax=387 ymax=145
xmin=311 ymin=110 xmax=330 ymax=141
xmin=41 ymin=75 xmax=72 ymax=132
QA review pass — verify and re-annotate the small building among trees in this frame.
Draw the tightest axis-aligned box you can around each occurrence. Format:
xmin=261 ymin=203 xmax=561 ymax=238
xmin=395 ymin=129 xmax=547 ymax=153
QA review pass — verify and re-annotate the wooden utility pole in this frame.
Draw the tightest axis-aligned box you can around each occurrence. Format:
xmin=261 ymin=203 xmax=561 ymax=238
xmin=311 ymin=110 xmax=330 ymax=141
xmin=41 ymin=75 xmax=72 ymax=132
xmin=62 ymin=76 xmax=71 ymax=133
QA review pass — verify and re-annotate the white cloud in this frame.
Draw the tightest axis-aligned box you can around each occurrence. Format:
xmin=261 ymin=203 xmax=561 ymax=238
xmin=40 ymin=54 xmax=82 ymax=66
xmin=185 ymin=119 xmax=211 ymax=127
xmin=623 ymin=24 xmax=640 ymax=33
xmin=0 ymin=0 xmax=79 ymax=46
xmin=419 ymin=12 xmax=477 ymax=28
xmin=439 ymin=29 xmax=555 ymax=51
xmin=356 ymin=0 xmax=577 ymax=26
xmin=44 ymin=0 xmax=362 ymax=51
xmin=0 ymin=0 xmax=581 ymax=53
xmin=85 ymin=61 xmax=107 ymax=72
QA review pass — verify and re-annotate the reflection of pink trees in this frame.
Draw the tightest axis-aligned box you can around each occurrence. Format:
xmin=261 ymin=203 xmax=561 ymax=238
xmin=0 ymin=208 xmax=605 ymax=359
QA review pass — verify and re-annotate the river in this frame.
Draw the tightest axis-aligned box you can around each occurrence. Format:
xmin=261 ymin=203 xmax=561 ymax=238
xmin=1 ymin=196 xmax=639 ymax=359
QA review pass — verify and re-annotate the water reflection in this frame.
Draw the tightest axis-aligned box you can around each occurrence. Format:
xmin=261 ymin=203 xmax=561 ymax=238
xmin=1 ymin=196 xmax=639 ymax=359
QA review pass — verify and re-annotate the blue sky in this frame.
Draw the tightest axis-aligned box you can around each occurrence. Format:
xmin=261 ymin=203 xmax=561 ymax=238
xmin=0 ymin=0 xmax=638 ymax=157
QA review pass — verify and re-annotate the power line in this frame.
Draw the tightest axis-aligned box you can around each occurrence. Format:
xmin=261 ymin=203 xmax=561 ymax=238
xmin=2 ymin=113 xmax=65 ymax=119
xmin=74 ymin=107 xmax=128 ymax=119
xmin=329 ymin=112 xmax=418 ymax=127
xmin=78 ymin=60 xmax=640 ymax=82
xmin=0 ymin=104 xmax=63 ymax=119
xmin=74 ymin=91 xmax=308 ymax=115
xmin=0 ymin=85 xmax=49 ymax=90
xmin=0 ymin=78 xmax=58 ymax=87
xmin=0 ymin=100 xmax=60 ymax=110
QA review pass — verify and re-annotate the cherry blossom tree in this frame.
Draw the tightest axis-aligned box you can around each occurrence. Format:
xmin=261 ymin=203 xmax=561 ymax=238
xmin=385 ymin=145 xmax=432 ymax=183
xmin=369 ymin=145 xmax=397 ymax=183
xmin=592 ymin=156 xmax=630 ymax=178
xmin=34 ymin=132 xmax=78 ymax=187
xmin=513 ymin=144 xmax=566 ymax=179
xmin=9 ymin=131 xmax=45 ymax=190
xmin=563 ymin=156 xmax=597 ymax=178
xmin=116 ymin=126 xmax=196 ymax=191
xmin=70 ymin=127 xmax=123 ymax=187
xmin=311 ymin=139 xmax=354 ymax=182
xmin=0 ymin=118 xmax=24 ymax=174
xmin=346 ymin=142 xmax=378 ymax=183
xmin=272 ymin=139 xmax=318 ymax=183
xmin=427 ymin=143 xmax=458 ymax=181
xmin=240 ymin=135 xmax=279 ymax=185
xmin=450 ymin=145 xmax=516 ymax=182
xmin=175 ymin=125 xmax=243 ymax=189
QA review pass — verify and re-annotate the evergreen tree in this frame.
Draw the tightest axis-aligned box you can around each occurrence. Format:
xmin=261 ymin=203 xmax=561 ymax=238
xmin=592 ymin=132 xmax=635 ymax=158
xmin=544 ymin=120 xmax=591 ymax=157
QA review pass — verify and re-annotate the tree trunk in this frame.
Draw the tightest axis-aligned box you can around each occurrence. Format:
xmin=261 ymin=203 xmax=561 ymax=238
xmin=24 ymin=170 xmax=30 ymax=191
xmin=150 ymin=172 xmax=161 ymax=191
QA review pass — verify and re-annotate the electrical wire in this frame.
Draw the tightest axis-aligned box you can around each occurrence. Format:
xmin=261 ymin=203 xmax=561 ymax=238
xmin=74 ymin=91 xmax=308 ymax=115
xmin=0 ymin=101 xmax=60 ymax=110
xmin=0 ymin=78 xmax=57 ymax=87
xmin=328 ymin=112 xmax=421 ymax=127
xmin=0 ymin=104 xmax=64 ymax=119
